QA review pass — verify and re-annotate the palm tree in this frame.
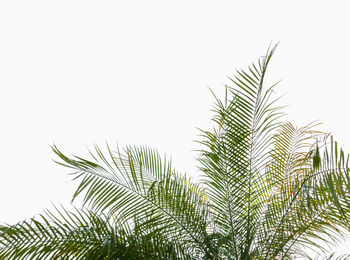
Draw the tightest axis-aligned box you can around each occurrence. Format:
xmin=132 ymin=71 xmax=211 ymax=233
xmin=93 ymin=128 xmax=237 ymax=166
xmin=1 ymin=44 xmax=350 ymax=259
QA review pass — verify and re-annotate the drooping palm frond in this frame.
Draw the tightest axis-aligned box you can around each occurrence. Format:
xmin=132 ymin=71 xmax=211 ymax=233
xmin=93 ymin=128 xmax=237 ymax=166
xmin=0 ymin=205 xmax=188 ymax=259
xmin=52 ymin=144 xmax=213 ymax=258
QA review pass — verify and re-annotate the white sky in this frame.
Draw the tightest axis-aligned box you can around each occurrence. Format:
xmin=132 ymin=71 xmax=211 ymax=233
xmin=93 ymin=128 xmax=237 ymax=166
xmin=1 ymin=0 xmax=350 ymax=257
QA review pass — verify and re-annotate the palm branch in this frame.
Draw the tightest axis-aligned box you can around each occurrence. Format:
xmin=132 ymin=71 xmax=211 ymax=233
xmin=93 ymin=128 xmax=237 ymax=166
xmin=1 ymin=44 xmax=350 ymax=259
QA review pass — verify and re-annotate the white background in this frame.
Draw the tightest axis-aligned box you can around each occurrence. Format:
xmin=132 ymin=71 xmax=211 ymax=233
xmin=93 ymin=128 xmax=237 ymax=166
xmin=1 ymin=0 xmax=349 ymax=257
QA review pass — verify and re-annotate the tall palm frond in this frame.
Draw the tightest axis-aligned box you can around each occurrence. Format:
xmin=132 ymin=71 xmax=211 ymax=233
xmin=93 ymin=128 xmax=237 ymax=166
xmin=198 ymin=44 xmax=284 ymax=258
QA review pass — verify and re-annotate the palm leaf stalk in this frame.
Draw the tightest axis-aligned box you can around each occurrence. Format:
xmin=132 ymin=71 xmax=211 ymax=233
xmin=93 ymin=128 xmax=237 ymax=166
xmin=1 ymin=44 xmax=350 ymax=259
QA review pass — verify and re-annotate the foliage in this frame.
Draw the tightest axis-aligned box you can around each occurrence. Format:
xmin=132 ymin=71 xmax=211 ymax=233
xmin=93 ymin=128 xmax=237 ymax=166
xmin=1 ymin=44 xmax=350 ymax=259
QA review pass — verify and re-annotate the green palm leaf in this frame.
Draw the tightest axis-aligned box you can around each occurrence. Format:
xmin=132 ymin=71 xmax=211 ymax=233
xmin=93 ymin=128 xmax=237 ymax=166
xmin=1 ymin=44 xmax=350 ymax=259
xmin=52 ymin=144 xmax=212 ymax=257
xmin=198 ymin=44 xmax=283 ymax=258
xmin=0 ymin=206 xmax=187 ymax=259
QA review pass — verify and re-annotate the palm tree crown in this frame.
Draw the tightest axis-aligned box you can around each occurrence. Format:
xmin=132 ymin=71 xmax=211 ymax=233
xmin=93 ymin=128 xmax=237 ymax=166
xmin=1 ymin=44 xmax=350 ymax=259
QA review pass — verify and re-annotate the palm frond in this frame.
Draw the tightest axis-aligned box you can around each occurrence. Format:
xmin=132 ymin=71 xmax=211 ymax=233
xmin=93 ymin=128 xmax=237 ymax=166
xmin=52 ymin=144 xmax=212 ymax=257
xmin=0 ymin=205 xmax=186 ymax=259
xmin=198 ymin=43 xmax=283 ymax=257
xmin=2 ymin=44 xmax=350 ymax=259
xmin=258 ymin=124 xmax=350 ymax=259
